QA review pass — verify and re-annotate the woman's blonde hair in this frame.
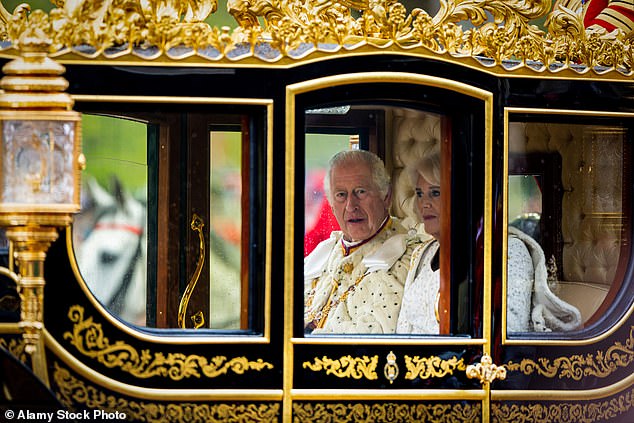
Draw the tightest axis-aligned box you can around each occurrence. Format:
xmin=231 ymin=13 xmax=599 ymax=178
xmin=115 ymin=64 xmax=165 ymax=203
xmin=407 ymin=146 xmax=441 ymax=187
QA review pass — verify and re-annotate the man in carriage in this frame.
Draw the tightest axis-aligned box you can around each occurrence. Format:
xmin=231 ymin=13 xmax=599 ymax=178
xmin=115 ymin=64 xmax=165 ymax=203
xmin=304 ymin=150 xmax=418 ymax=334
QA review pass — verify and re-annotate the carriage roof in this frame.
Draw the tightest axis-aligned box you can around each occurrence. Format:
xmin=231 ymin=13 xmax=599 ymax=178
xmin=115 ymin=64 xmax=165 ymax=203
xmin=0 ymin=0 xmax=632 ymax=81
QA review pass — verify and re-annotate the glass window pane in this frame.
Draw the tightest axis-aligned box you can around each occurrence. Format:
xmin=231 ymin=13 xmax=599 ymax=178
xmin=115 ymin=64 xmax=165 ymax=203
xmin=72 ymin=107 xmax=267 ymax=333
xmin=507 ymin=119 xmax=630 ymax=334
xmin=303 ymin=103 xmax=478 ymax=336
xmin=209 ymin=130 xmax=242 ymax=329
xmin=73 ymin=114 xmax=148 ymax=326
xmin=304 ymin=133 xmax=349 ymax=257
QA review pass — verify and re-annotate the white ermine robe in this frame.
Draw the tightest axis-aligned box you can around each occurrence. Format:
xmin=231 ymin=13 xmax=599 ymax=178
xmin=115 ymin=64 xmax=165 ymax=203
xmin=304 ymin=218 xmax=417 ymax=334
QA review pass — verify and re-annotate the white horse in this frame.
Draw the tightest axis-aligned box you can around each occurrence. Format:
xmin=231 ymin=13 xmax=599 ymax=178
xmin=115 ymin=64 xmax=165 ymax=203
xmin=74 ymin=177 xmax=147 ymax=326
xmin=73 ymin=177 xmax=243 ymax=329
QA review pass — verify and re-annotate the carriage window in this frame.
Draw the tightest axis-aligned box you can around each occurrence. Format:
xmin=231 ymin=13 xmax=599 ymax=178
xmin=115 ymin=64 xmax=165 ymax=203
xmin=73 ymin=114 xmax=148 ymax=326
xmin=72 ymin=106 xmax=268 ymax=332
xmin=303 ymin=102 xmax=482 ymax=336
xmin=506 ymin=116 xmax=632 ymax=336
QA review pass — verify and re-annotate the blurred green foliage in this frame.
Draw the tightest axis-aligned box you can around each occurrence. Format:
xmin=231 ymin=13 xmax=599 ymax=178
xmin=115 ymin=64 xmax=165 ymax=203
xmin=306 ymin=134 xmax=350 ymax=171
xmin=82 ymin=114 xmax=147 ymax=194
xmin=2 ymin=1 xmax=51 ymax=13
xmin=508 ymin=175 xmax=542 ymax=221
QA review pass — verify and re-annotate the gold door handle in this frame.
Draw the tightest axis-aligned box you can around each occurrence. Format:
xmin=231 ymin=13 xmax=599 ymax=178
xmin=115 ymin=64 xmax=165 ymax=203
xmin=178 ymin=214 xmax=206 ymax=329
xmin=466 ymin=353 xmax=507 ymax=384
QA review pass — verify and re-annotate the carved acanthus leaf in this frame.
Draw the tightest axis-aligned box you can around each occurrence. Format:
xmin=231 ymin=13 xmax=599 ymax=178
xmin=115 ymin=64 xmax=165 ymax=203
xmin=0 ymin=0 xmax=631 ymax=75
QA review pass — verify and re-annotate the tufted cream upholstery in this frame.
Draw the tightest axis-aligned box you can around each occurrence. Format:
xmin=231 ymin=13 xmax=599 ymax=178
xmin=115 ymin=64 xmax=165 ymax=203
xmin=389 ymin=108 xmax=441 ymax=227
xmin=514 ymin=122 xmax=623 ymax=290
xmin=388 ymin=114 xmax=621 ymax=323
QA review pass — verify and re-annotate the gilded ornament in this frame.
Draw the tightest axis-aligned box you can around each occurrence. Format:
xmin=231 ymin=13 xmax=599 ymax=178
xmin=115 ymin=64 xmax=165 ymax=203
xmin=293 ymin=402 xmax=481 ymax=422
xmin=403 ymin=354 xmax=466 ymax=380
xmin=492 ymin=388 xmax=634 ymax=423
xmin=63 ymin=305 xmax=273 ymax=380
xmin=466 ymin=353 xmax=507 ymax=384
xmin=0 ymin=0 xmax=631 ymax=74
xmin=506 ymin=326 xmax=634 ymax=380
xmin=53 ymin=362 xmax=280 ymax=422
xmin=0 ymin=336 xmax=27 ymax=363
xmin=383 ymin=350 xmax=399 ymax=383
xmin=303 ymin=354 xmax=378 ymax=380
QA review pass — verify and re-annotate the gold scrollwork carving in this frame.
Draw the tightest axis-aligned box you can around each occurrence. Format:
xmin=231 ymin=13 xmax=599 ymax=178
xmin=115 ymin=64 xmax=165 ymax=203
xmin=63 ymin=305 xmax=273 ymax=380
xmin=53 ymin=362 xmax=280 ymax=422
xmin=0 ymin=336 xmax=27 ymax=363
xmin=293 ymin=402 xmax=481 ymax=422
xmin=302 ymin=355 xmax=378 ymax=380
xmin=403 ymin=354 xmax=466 ymax=380
xmin=506 ymin=326 xmax=634 ymax=380
xmin=0 ymin=0 xmax=632 ymax=74
xmin=492 ymin=388 xmax=634 ymax=423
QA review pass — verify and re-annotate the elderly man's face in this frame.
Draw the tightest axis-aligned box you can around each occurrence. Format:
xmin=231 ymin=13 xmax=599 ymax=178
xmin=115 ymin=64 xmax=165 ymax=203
xmin=329 ymin=161 xmax=390 ymax=242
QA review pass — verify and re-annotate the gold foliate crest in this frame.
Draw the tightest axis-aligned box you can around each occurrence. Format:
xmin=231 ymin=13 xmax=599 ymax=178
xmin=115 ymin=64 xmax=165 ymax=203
xmin=0 ymin=1 xmax=631 ymax=73
xmin=403 ymin=354 xmax=466 ymax=380
xmin=506 ymin=326 xmax=634 ymax=380
xmin=303 ymin=354 xmax=379 ymax=380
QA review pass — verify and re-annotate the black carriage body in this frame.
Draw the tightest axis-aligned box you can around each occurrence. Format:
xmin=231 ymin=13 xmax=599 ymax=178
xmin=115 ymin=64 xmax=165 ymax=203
xmin=0 ymin=4 xmax=633 ymax=422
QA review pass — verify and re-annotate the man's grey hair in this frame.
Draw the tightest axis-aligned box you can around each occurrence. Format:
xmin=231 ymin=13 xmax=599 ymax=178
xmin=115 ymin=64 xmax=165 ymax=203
xmin=323 ymin=149 xmax=391 ymax=203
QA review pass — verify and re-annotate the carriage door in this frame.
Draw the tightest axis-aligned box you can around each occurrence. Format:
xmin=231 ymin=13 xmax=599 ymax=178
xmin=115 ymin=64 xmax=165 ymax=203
xmin=492 ymin=109 xmax=634 ymax=421
xmin=285 ymin=73 xmax=497 ymax=421
xmin=67 ymin=96 xmax=280 ymax=417
xmin=74 ymin=100 xmax=271 ymax=331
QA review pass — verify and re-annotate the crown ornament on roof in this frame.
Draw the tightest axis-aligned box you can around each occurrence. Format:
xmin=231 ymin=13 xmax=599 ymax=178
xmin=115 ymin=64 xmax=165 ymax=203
xmin=0 ymin=0 xmax=632 ymax=76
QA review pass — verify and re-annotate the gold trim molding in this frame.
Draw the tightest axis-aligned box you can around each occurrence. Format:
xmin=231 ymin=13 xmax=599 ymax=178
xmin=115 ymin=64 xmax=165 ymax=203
xmin=505 ymin=326 xmax=634 ymax=380
xmin=0 ymin=0 xmax=632 ymax=76
xmin=292 ymin=402 xmax=481 ymax=422
xmin=63 ymin=305 xmax=273 ymax=380
xmin=404 ymin=354 xmax=466 ymax=380
xmin=492 ymin=388 xmax=634 ymax=423
xmin=53 ymin=362 xmax=280 ymax=422
xmin=302 ymin=355 xmax=378 ymax=380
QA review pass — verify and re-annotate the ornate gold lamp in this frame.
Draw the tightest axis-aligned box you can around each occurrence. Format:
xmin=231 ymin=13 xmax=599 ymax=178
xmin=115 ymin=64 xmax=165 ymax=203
xmin=0 ymin=12 xmax=83 ymax=384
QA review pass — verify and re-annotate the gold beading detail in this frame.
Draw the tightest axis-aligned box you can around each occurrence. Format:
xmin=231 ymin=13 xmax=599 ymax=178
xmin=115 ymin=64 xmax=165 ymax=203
xmin=404 ymin=354 xmax=466 ymax=380
xmin=52 ymin=362 xmax=280 ymax=422
xmin=293 ymin=402 xmax=481 ymax=422
xmin=63 ymin=305 xmax=273 ymax=380
xmin=303 ymin=355 xmax=378 ymax=380
xmin=506 ymin=326 xmax=634 ymax=380
xmin=0 ymin=1 xmax=632 ymax=74
xmin=492 ymin=388 xmax=634 ymax=423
